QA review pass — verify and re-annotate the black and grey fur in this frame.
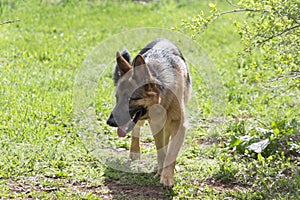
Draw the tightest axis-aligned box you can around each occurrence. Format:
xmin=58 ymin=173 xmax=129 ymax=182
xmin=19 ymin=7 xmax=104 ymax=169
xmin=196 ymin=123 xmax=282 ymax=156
xmin=107 ymin=38 xmax=191 ymax=187
xmin=113 ymin=38 xmax=191 ymax=88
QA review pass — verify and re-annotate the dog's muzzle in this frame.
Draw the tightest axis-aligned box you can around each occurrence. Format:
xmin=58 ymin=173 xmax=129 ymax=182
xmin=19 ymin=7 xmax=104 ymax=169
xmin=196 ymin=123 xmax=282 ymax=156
xmin=106 ymin=106 xmax=147 ymax=137
xmin=106 ymin=114 xmax=118 ymax=127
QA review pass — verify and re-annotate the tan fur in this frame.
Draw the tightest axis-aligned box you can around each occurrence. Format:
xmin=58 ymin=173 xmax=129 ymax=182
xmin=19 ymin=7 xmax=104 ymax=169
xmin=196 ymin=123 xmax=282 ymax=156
xmin=107 ymin=38 xmax=191 ymax=187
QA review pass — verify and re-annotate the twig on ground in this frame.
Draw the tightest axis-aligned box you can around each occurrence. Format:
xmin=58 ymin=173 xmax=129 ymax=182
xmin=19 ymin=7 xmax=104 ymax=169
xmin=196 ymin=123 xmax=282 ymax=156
xmin=0 ymin=19 xmax=21 ymax=26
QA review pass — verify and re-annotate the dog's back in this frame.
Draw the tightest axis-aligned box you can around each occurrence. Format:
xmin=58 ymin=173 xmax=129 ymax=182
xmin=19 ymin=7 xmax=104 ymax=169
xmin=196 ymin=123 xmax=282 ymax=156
xmin=140 ymin=38 xmax=191 ymax=107
xmin=139 ymin=38 xmax=185 ymax=61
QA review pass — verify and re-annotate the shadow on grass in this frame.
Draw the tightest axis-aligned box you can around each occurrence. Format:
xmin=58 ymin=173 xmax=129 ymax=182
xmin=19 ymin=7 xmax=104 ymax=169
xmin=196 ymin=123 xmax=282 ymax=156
xmin=103 ymin=167 xmax=174 ymax=199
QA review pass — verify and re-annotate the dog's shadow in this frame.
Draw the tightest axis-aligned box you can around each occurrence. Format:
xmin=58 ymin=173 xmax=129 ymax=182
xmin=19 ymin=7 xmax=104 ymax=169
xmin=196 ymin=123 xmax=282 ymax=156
xmin=103 ymin=165 xmax=174 ymax=199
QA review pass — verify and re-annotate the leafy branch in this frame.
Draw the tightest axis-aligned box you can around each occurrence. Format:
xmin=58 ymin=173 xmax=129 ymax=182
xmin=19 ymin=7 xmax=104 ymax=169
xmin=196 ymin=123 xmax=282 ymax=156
xmin=257 ymin=24 xmax=300 ymax=44
xmin=219 ymin=8 xmax=267 ymax=15
xmin=221 ymin=0 xmax=268 ymax=15
xmin=182 ymin=0 xmax=300 ymax=73
xmin=184 ymin=0 xmax=300 ymax=43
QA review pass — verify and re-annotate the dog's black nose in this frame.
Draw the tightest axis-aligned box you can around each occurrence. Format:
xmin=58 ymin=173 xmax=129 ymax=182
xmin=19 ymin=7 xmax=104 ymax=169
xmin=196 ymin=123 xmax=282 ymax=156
xmin=107 ymin=114 xmax=118 ymax=127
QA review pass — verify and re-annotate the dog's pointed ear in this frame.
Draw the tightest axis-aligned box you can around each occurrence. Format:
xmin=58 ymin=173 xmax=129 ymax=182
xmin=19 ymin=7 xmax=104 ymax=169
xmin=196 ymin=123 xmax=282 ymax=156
xmin=133 ymin=54 xmax=153 ymax=83
xmin=133 ymin=55 xmax=161 ymax=103
xmin=116 ymin=51 xmax=132 ymax=75
xmin=133 ymin=54 xmax=146 ymax=67
xmin=121 ymin=48 xmax=131 ymax=63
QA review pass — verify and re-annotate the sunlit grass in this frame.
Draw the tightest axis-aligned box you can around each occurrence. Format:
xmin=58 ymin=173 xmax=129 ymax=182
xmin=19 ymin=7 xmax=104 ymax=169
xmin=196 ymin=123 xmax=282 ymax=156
xmin=0 ymin=0 xmax=299 ymax=199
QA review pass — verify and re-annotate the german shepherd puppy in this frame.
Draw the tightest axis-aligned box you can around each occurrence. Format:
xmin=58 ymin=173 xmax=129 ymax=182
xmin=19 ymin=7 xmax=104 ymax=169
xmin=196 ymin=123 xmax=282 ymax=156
xmin=107 ymin=38 xmax=191 ymax=187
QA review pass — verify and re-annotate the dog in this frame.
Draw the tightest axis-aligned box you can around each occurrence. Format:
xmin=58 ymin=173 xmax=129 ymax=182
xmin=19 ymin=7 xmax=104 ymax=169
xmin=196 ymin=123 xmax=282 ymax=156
xmin=106 ymin=38 xmax=191 ymax=187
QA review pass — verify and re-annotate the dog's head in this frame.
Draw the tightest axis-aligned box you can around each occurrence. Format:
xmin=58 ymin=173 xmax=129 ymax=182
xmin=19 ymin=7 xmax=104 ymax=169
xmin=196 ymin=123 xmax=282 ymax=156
xmin=107 ymin=50 xmax=161 ymax=137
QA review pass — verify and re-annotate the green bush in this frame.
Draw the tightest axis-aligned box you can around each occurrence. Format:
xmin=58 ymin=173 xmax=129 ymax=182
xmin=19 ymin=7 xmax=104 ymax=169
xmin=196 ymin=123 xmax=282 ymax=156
xmin=182 ymin=0 xmax=300 ymax=75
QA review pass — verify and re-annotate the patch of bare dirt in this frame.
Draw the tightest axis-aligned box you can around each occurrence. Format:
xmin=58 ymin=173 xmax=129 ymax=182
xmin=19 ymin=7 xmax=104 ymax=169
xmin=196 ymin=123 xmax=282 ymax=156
xmin=4 ymin=175 xmax=172 ymax=199
xmin=102 ymin=180 xmax=172 ymax=200
xmin=204 ymin=179 xmax=250 ymax=193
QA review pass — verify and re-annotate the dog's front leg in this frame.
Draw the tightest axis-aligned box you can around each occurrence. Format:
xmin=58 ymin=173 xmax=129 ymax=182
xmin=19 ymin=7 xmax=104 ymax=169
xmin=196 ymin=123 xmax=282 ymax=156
xmin=152 ymin=129 xmax=169 ymax=176
xmin=149 ymin=104 xmax=168 ymax=176
xmin=130 ymin=121 xmax=144 ymax=160
xmin=160 ymin=119 xmax=186 ymax=187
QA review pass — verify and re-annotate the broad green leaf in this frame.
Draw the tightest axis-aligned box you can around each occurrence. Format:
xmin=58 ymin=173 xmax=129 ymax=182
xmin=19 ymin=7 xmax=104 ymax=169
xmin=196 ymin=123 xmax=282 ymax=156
xmin=229 ymin=136 xmax=243 ymax=148
xmin=208 ymin=3 xmax=216 ymax=8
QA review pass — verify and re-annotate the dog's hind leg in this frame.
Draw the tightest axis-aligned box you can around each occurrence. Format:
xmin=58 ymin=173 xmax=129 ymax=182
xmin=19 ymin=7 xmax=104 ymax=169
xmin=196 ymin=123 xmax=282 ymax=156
xmin=130 ymin=120 xmax=144 ymax=160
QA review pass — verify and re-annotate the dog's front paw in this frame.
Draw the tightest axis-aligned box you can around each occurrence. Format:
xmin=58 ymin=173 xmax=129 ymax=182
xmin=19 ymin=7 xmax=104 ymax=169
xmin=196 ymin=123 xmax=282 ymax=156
xmin=129 ymin=152 xmax=140 ymax=160
xmin=160 ymin=168 xmax=174 ymax=187
xmin=154 ymin=168 xmax=163 ymax=178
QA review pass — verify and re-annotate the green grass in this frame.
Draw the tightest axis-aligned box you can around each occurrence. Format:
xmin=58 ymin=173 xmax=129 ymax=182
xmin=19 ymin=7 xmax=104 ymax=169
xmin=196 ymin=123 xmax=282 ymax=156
xmin=1 ymin=0 xmax=299 ymax=199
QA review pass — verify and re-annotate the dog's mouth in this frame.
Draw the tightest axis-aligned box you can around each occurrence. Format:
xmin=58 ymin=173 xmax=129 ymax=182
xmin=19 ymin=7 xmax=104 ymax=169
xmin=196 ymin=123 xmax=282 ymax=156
xmin=117 ymin=106 xmax=147 ymax=137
